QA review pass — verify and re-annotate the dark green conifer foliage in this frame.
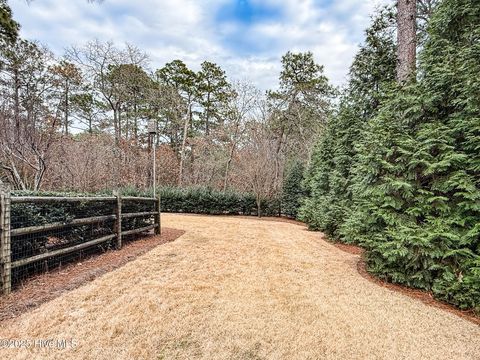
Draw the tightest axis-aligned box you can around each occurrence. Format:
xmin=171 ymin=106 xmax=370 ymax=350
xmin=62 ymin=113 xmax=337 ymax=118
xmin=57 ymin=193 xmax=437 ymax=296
xmin=281 ymin=160 xmax=306 ymax=218
xmin=0 ymin=0 xmax=19 ymax=43
xmin=343 ymin=0 xmax=480 ymax=311
xmin=299 ymin=6 xmax=396 ymax=237
xmin=302 ymin=0 xmax=479 ymax=312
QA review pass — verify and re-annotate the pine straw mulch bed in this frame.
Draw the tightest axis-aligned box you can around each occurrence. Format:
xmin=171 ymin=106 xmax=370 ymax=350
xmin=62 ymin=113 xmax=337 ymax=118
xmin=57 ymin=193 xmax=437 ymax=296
xmin=331 ymin=241 xmax=480 ymax=326
xmin=0 ymin=227 xmax=185 ymax=323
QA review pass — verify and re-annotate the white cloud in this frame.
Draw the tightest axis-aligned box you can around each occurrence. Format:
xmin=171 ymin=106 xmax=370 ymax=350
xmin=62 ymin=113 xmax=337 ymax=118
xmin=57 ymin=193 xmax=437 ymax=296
xmin=10 ymin=0 xmax=391 ymax=90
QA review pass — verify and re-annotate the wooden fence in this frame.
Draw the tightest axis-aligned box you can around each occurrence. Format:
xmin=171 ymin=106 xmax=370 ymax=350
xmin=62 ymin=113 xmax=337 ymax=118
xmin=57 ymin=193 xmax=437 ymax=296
xmin=0 ymin=183 xmax=161 ymax=295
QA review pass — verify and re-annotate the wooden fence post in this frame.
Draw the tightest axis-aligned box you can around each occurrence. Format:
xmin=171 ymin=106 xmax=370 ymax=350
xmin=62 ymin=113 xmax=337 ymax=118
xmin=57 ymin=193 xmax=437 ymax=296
xmin=0 ymin=183 xmax=12 ymax=295
xmin=155 ymin=195 xmax=161 ymax=235
xmin=113 ymin=190 xmax=122 ymax=249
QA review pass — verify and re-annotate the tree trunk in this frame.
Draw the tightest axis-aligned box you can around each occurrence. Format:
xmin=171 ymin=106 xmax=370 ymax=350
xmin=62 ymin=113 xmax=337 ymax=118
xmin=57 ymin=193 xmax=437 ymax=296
xmin=2 ymin=161 xmax=26 ymax=190
xmin=134 ymin=101 xmax=138 ymax=145
xmin=113 ymin=108 xmax=119 ymax=144
xmin=88 ymin=116 xmax=93 ymax=134
xmin=13 ymin=67 xmax=20 ymax=131
xmin=222 ymin=123 xmax=240 ymax=191
xmin=34 ymin=156 xmax=46 ymax=191
xmin=396 ymin=0 xmax=417 ymax=83
xmin=64 ymin=81 xmax=69 ymax=135
xmin=256 ymin=195 xmax=262 ymax=218
xmin=178 ymin=103 xmax=191 ymax=186
xmin=117 ymin=107 xmax=122 ymax=140
xmin=205 ymin=92 xmax=210 ymax=135
xmin=273 ymin=126 xmax=285 ymax=189
xmin=222 ymin=149 xmax=233 ymax=192
xmin=125 ymin=113 xmax=130 ymax=139
xmin=147 ymin=133 xmax=152 ymax=187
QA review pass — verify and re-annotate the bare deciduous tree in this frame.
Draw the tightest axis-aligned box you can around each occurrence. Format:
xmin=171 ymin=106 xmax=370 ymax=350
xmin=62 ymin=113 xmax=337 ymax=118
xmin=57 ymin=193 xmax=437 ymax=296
xmin=0 ymin=40 xmax=59 ymax=190
xmin=236 ymin=123 xmax=278 ymax=217
xmin=222 ymin=80 xmax=259 ymax=191
xmin=66 ymin=40 xmax=148 ymax=143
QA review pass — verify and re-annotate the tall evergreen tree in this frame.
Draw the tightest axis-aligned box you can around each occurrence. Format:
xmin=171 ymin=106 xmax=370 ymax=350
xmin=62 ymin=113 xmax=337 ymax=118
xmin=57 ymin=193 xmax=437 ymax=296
xmin=157 ymin=60 xmax=199 ymax=185
xmin=300 ymin=7 xmax=396 ymax=236
xmin=50 ymin=60 xmax=83 ymax=135
xmin=281 ymin=159 xmax=305 ymax=218
xmin=0 ymin=0 xmax=19 ymax=44
xmin=268 ymin=51 xmax=333 ymax=158
xmin=196 ymin=61 xmax=233 ymax=135
xmin=396 ymin=0 xmax=417 ymax=82
xmin=268 ymin=51 xmax=334 ymax=193
xmin=342 ymin=0 xmax=480 ymax=312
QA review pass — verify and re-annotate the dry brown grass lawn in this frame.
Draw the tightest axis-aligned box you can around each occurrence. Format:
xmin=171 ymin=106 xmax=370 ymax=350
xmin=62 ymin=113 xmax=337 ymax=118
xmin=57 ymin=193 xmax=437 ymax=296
xmin=0 ymin=214 xmax=479 ymax=360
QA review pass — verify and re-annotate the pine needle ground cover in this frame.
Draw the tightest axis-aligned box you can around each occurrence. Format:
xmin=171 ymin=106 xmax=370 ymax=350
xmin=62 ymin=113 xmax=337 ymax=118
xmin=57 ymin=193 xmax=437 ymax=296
xmin=0 ymin=214 xmax=478 ymax=360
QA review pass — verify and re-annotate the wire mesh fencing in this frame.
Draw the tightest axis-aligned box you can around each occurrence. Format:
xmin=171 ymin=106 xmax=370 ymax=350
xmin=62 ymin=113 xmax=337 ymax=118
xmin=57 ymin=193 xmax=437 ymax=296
xmin=0 ymin=189 xmax=160 ymax=294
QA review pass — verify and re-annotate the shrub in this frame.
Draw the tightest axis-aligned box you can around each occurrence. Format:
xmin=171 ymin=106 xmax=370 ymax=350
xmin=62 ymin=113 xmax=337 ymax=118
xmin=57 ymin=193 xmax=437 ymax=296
xmin=281 ymin=160 xmax=306 ymax=218
xmin=121 ymin=186 xmax=281 ymax=216
xmin=300 ymin=0 xmax=480 ymax=313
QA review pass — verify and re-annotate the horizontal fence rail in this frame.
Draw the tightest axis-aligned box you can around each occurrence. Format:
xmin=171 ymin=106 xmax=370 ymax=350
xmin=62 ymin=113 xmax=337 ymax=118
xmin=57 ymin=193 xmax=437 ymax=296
xmin=11 ymin=234 xmax=117 ymax=269
xmin=121 ymin=224 xmax=157 ymax=237
xmin=122 ymin=211 xmax=159 ymax=219
xmin=10 ymin=214 xmax=117 ymax=236
xmin=121 ymin=196 xmax=158 ymax=202
xmin=11 ymin=196 xmax=117 ymax=203
xmin=0 ymin=187 xmax=161 ymax=295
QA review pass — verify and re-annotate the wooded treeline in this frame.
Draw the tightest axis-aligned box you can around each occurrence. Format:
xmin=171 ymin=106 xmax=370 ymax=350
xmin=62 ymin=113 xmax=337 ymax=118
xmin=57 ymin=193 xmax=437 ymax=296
xmin=1 ymin=0 xmax=478 ymax=311
xmin=0 ymin=2 xmax=332 ymax=214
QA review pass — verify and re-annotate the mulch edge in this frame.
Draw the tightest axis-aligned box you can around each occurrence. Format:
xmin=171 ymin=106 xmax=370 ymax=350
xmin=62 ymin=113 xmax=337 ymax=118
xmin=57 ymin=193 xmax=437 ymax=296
xmin=331 ymin=242 xmax=480 ymax=326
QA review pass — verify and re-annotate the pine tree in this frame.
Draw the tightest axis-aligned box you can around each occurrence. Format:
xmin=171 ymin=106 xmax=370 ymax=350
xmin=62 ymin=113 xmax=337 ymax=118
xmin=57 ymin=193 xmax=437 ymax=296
xmin=0 ymin=0 xmax=19 ymax=43
xmin=343 ymin=0 xmax=480 ymax=311
xmin=299 ymin=6 xmax=396 ymax=236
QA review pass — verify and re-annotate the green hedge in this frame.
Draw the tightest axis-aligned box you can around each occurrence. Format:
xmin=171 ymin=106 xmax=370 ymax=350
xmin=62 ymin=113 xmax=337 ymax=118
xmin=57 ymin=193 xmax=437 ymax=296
xmin=120 ymin=186 xmax=281 ymax=216
xmin=11 ymin=187 xmax=282 ymax=220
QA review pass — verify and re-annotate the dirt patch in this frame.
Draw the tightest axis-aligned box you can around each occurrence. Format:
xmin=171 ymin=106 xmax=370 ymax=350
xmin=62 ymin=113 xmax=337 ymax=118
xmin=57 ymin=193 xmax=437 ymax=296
xmin=0 ymin=227 xmax=184 ymax=323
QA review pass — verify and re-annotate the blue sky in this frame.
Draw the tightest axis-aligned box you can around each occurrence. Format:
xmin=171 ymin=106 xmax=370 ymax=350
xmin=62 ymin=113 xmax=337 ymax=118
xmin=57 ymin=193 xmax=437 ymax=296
xmin=9 ymin=0 xmax=389 ymax=90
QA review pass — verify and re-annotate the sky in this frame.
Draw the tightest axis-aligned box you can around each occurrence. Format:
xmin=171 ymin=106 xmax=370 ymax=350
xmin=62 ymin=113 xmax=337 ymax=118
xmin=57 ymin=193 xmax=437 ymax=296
xmin=10 ymin=0 xmax=390 ymax=91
